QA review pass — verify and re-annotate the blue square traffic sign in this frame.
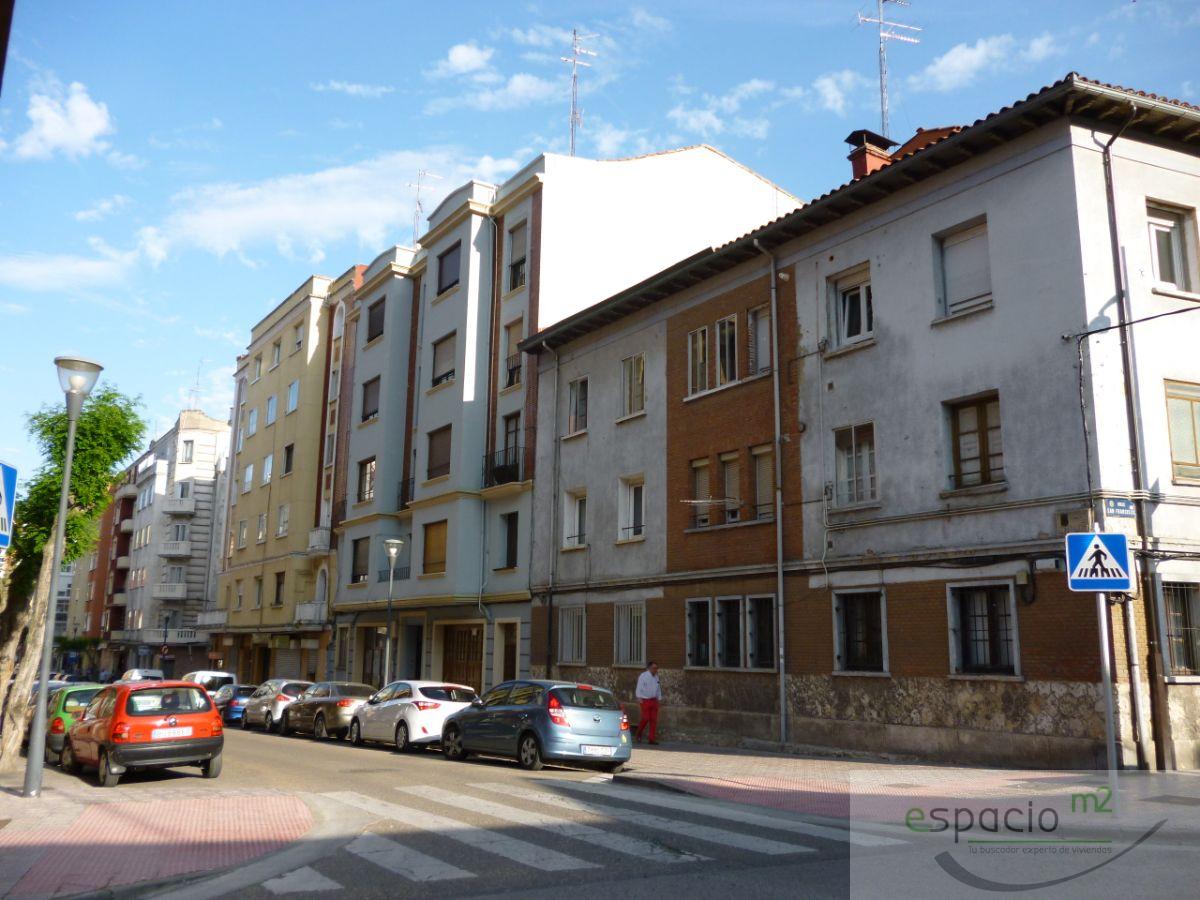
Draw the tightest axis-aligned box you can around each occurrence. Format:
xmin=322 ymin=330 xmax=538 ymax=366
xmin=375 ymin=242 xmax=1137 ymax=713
xmin=0 ymin=462 xmax=15 ymax=550
xmin=1065 ymin=532 xmax=1132 ymax=592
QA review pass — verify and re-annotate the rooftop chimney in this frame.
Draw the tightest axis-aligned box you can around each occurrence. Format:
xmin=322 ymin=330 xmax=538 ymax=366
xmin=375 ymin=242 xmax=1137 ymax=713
xmin=845 ymin=129 xmax=897 ymax=180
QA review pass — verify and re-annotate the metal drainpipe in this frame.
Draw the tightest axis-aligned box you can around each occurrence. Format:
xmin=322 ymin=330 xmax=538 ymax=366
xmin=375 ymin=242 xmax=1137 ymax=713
xmin=754 ymin=238 xmax=788 ymax=746
xmin=1101 ymin=103 xmax=1164 ymax=769
xmin=546 ymin=343 xmax=561 ymax=676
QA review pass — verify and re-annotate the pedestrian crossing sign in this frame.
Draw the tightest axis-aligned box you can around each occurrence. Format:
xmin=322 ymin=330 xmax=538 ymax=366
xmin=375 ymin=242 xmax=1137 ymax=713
xmin=1065 ymin=532 xmax=1132 ymax=592
xmin=0 ymin=461 xmax=16 ymax=550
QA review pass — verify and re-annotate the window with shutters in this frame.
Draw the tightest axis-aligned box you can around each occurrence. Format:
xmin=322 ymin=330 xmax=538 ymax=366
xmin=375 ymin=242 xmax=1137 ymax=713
xmin=752 ymin=445 xmax=774 ymax=520
xmin=422 ymin=520 xmax=448 ymax=574
xmin=716 ymin=315 xmax=737 ymax=386
xmin=508 ymin=222 xmax=527 ymax=291
xmin=686 ymin=598 xmax=711 ymax=667
xmin=432 ymin=332 xmax=456 ymax=386
xmin=427 ymin=425 xmax=451 ymax=479
xmin=1166 ymin=380 xmax=1200 ymax=482
xmin=721 ymin=452 xmax=740 ymax=523
xmin=437 ymin=242 xmax=461 ymax=294
xmin=834 ymin=591 xmax=886 ymax=672
xmin=746 ymin=596 xmax=775 ymax=669
xmin=748 ymin=305 xmax=771 ymax=375
xmin=499 ymin=512 xmax=519 ymax=569
xmin=716 ymin=597 xmax=743 ymax=668
xmin=948 ymin=583 xmax=1018 ymax=675
xmin=938 ymin=220 xmax=993 ymax=316
xmin=564 ymin=491 xmax=586 ymax=547
xmin=831 ymin=267 xmax=873 ymax=348
xmin=1164 ymin=582 xmax=1200 ymax=676
xmin=558 ymin=606 xmax=585 ymax=664
xmin=620 ymin=353 xmax=645 ymax=418
xmin=567 ymin=377 xmax=588 ymax=434
xmin=614 ymin=603 xmax=645 ymax=666
xmin=1147 ymin=204 xmax=1194 ymax=292
xmin=366 ymin=298 xmax=385 ymax=343
xmin=690 ymin=458 xmax=711 ymax=528
xmin=688 ymin=327 xmax=709 ymax=395
xmin=948 ymin=393 xmax=1004 ymax=489
xmin=351 ymin=538 xmax=370 ymax=583
xmin=361 ymin=377 xmax=380 ymax=422
xmin=834 ymin=423 xmax=877 ymax=505
xmin=357 ymin=457 xmax=376 ymax=502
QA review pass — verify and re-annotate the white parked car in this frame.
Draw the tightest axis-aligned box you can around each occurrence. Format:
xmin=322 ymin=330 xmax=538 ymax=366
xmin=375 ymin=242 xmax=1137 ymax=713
xmin=119 ymin=668 xmax=164 ymax=682
xmin=181 ymin=670 xmax=237 ymax=693
xmin=348 ymin=680 xmax=479 ymax=752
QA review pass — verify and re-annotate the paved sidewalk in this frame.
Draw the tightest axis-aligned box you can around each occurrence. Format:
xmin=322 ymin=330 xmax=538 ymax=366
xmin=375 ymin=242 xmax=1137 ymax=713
xmin=0 ymin=768 xmax=312 ymax=897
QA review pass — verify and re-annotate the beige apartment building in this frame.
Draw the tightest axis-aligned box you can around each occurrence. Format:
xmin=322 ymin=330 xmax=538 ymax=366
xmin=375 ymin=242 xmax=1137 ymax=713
xmin=206 ymin=276 xmax=333 ymax=682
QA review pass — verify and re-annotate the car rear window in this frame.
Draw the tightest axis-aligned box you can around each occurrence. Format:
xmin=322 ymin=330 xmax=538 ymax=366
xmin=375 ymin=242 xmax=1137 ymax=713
xmin=63 ymin=689 xmax=100 ymax=712
xmin=550 ymin=687 xmax=620 ymax=710
xmin=234 ymin=686 xmax=256 ymax=698
xmin=282 ymin=682 xmax=309 ymax=697
xmin=125 ymin=687 xmax=212 ymax=716
xmin=419 ymin=685 xmax=479 ymax=703
xmin=339 ymin=684 xmax=375 ymax=698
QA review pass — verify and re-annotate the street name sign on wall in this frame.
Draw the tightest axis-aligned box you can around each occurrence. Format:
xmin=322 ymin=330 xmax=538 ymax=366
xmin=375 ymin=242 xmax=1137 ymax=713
xmin=1065 ymin=532 xmax=1132 ymax=592
xmin=0 ymin=461 xmax=15 ymax=550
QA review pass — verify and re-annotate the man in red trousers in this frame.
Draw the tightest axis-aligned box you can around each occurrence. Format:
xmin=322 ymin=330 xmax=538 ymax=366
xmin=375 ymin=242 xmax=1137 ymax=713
xmin=634 ymin=661 xmax=661 ymax=744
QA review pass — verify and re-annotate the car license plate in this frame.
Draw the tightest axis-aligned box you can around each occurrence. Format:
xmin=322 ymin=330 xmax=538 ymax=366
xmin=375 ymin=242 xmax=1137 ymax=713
xmin=582 ymin=744 xmax=615 ymax=757
xmin=151 ymin=726 xmax=192 ymax=740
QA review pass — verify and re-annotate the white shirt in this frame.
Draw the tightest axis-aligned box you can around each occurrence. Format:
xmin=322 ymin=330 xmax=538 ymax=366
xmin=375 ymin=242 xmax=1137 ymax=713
xmin=635 ymin=669 xmax=661 ymax=700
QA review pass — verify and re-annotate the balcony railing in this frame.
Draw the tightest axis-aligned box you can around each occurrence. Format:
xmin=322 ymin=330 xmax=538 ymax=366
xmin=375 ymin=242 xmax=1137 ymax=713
xmin=119 ymin=519 xmax=134 ymax=534
xmin=152 ymin=582 xmax=188 ymax=600
xmin=483 ymin=446 xmax=523 ymax=488
xmin=397 ymin=477 xmax=415 ymax=509
xmin=109 ymin=592 xmax=127 ymax=607
xmin=115 ymin=555 xmax=131 ymax=570
xmin=158 ymin=541 xmax=191 ymax=557
xmin=504 ymin=353 xmax=522 ymax=388
xmin=114 ymin=483 xmax=137 ymax=500
xmin=293 ymin=602 xmax=325 ymax=624
xmin=377 ymin=567 xmax=411 ymax=583
xmin=196 ymin=610 xmax=227 ymax=628
xmin=108 ymin=629 xmax=129 ymax=642
xmin=307 ymin=527 xmax=331 ymax=554
xmin=163 ymin=497 xmax=196 ymax=515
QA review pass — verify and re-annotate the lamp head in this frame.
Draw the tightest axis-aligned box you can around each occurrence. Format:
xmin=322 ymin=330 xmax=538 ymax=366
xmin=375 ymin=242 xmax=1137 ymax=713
xmin=54 ymin=356 xmax=103 ymax=398
xmin=383 ymin=537 xmax=405 ymax=560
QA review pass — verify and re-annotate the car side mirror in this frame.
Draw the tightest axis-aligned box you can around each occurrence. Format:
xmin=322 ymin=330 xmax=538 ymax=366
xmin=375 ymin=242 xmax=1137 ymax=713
xmin=367 ymin=694 xmax=379 ymax=704
xmin=470 ymin=699 xmax=484 ymax=708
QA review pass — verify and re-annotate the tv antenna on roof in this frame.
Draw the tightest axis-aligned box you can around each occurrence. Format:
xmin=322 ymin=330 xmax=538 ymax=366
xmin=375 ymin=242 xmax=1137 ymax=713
xmin=857 ymin=0 xmax=921 ymax=138
xmin=561 ymin=28 xmax=598 ymax=157
xmin=408 ymin=169 xmax=444 ymax=246
xmin=187 ymin=360 xmax=203 ymax=410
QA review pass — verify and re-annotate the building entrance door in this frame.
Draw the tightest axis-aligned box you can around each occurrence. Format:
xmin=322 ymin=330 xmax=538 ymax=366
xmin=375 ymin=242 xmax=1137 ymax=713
xmin=442 ymin=624 xmax=483 ymax=690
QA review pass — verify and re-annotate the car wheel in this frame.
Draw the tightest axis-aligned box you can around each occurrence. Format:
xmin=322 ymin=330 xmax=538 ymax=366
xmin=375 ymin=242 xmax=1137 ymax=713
xmin=44 ymin=744 xmax=60 ymax=767
xmin=314 ymin=714 xmax=328 ymax=740
xmin=600 ymin=761 xmax=625 ymax=774
xmin=442 ymin=726 xmax=468 ymax=761
xmin=240 ymin=710 xmax=250 ymax=730
xmin=517 ymin=733 xmax=543 ymax=771
xmin=264 ymin=711 xmax=275 ymax=733
xmin=61 ymin=742 xmax=79 ymax=775
xmin=394 ymin=722 xmax=411 ymax=753
xmin=279 ymin=712 xmax=292 ymax=736
xmin=349 ymin=720 xmax=362 ymax=746
xmin=202 ymin=752 xmax=223 ymax=779
xmin=98 ymin=750 xmax=121 ymax=788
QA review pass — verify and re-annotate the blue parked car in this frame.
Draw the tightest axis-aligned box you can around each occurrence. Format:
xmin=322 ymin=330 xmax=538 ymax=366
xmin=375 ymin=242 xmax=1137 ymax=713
xmin=214 ymin=684 xmax=258 ymax=723
xmin=441 ymin=680 xmax=631 ymax=772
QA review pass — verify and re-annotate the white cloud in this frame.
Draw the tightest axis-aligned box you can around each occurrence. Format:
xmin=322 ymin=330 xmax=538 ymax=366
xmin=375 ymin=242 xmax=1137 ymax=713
xmin=630 ymin=8 xmax=671 ymax=33
xmin=74 ymin=194 xmax=131 ymax=222
xmin=505 ymin=25 xmax=574 ymax=48
xmin=0 ymin=251 xmax=129 ymax=292
xmin=11 ymin=80 xmax=115 ymax=160
xmin=1183 ymin=80 xmax=1196 ymax=99
xmin=426 ymin=72 xmax=559 ymax=114
xmin=1 ymin=302 xmax=30 ymax=314
xmin=666 ymin=78 xmax=779 ymax=140
xmin=1022 ymin=32 xmax=1061 ymax=62
xmin=908 ymin=33 xmax=1063 ymax=93
xmin=164 ymin=363 xmax=236 ymax=419
xmin=428 ymin=42 xmax=495 ymax=78
xmin=592 ymin=120 xmax=633 ymax=157
xmin=311 ymin=80 xmax=395 ymax=99
xmin=812 ymin=70 xmax=870 ymax=115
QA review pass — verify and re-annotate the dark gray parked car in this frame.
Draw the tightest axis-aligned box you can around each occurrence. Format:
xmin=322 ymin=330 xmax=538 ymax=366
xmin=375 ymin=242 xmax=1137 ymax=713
xmin=280 ymin=681 xmax=374 ymax=740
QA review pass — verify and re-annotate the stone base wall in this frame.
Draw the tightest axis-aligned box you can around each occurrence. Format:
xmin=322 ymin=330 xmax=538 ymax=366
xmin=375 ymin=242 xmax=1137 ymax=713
xmin=1167 ymin=683 xmax=1200 ymax=769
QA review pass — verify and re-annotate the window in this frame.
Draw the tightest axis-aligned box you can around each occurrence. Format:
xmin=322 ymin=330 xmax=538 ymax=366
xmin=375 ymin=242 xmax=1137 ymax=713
xmin=834 ymin=423 xmax=877 ymax=505
xmin=177 ymin=481 xmax=191 ymax=499
xmin=688 ymin=327 xmax=709 ymax=395
xmin=237 ymin=520 xmax=247 ymax=548
xmin=1148 ymin=204 xmax=1192 ymax=292
xmin=247 ymin=408 xmax=258 ymax=436
xmin=508 ymin=222 xmax=527 ymax=291
xmin=422 ymin=520 xmax=448 ymax=574
xmin=282 ymin=443 xmax=294 ymax=475
xmin=293 ymin=322 xmax=304 ymax=352
xmin=171 ymin=523 xmax=188 ymax=541
xmin=242 ymin=463 xmax=254 ymax=494
xmin=752 ymin=445 xmax=775 ymax=520
xmin=357 ymin=457 xmax=377 ymax=503
xmin=1164 ymin=583 xmax=1200 ymax=676
xmin=619 ymin=477 xmax=644 ymax=539
xmin=361 ymin=377 xmax=381 ymax=422
xmin=235 ymin=580 xmax=244 ymax=609
xmin=716 ymin=315 xmax=737 ymax=386
xmin=276 ymin=504 xmax=289 ymax=537
xmin=721 ymin=452 xmax=740 ymax=523
xmin=504 ymin=321 xmax=522 ymax=387
xmin=261 ymin=453 xmax=273 ymax=484
xmin=324 ymin=431 xmax=336 ymax=467
xmin=948 ymin=394 xmax=1003 ymax=489
xmin=686 ymin=599 xmax=711 ymax=666
xmin=558 ymin=606 xmax=585 ymax=664
xmin=950 ymin=584 xmax=1017 ymax=675
xmin=236 ymin=417 xmax=244 ymax=453
xmin=432 ymin=333 xmax=456 ymax=386
xmin=256 ymin=513 xmax=267 ymax=542
xmin=691 ymin=458 xmax=711 ymax=528
xmin=621 ymin=354 xmax=645 ymax=418
xmin=939 ymin=220 xmax=992 ymax=315
xmin=286 ymin=380 xmax=299 ymax=413
xmin=833 ymin=269 xmax=873 ymax=347
xmin=502 ymin=412 xmax=521 ymax=457
xmin=614 ymin=602 xmax=645 ymax=666
xmin=565 ymin=492 xmax=587 ymax=547
xmin=716 ymin=597 xmax=743 ymax=668
xmin=366 ymin=298 xmax=385 ymax=343
xmin=500 ymin=512 xmax=519 ymax=569
xmin=167 ymin=565 xmax=184 ymax=584
xmin=181 ymin=440 xmax=194 ymax=463
xmin=1166 ymin=380 xmax=1200 ymax=481
xmin=273 ymin=571 xmax=285 ymax=606
xmin=748 ymin=305 xmax=771 ymax=375
xmin=253 ymin=355 xmax=263 ymax=382
xmin=351 ymin=538 xmax=370 ymax=584
xmin=427 ymin=425 xmax=452 ymax=479
xmin=437 ymin=242 xmax=461 ymax=294
xmin=747 ymin=596 xmax=775 ymax=669
xmin=567 ymin=377 xmax=588 ymax=434
xmin=265 ymin=395 xmax=277 ymax=425
xmin=271 ymin=340 xmax=282 ymax=368
xmin=835 ymin=591 xmax=886 ymax=672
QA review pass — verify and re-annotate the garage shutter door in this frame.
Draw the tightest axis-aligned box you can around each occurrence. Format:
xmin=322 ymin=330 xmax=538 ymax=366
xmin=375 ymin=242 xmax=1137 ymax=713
xmin=272 ymin=648 xmax=302 ymax=679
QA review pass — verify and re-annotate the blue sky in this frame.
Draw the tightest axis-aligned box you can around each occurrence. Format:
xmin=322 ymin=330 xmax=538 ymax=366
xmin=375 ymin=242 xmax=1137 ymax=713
xmin=0 ymin=0 xmax=1196 ymax=485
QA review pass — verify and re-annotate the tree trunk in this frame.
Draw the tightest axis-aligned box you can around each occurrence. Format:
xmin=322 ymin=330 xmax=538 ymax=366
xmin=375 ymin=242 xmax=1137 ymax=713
xmin=0 ymin=521 xmax=57 ymax=770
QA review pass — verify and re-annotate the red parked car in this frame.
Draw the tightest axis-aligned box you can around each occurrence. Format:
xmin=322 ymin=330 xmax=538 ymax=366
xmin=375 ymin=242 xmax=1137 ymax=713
xmin=62 ymin=680 xmax=224 ymax=787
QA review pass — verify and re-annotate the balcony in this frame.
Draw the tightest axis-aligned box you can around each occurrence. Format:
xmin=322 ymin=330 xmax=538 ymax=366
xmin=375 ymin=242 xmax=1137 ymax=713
xmin=114 ymin=483 xmax=137 ymax=500
xmin=119 ymin=519 xmax=134 ymax=534
xmin=397 ymin=478 xmax=415 ymax=510
xmin=152 ymin=582 xmax=188 ymax=600
xmin=504 ymin=354 xmax=522 ymax=389
xmin=483 ymin=446 xmax=523 ymax=488
xmin=163 ymin=497 xmax=196 ymax=515
xmin=307 ymin=527 xmax=330 ymax=554
xmin=115 ymin=555 xmax=131 ymax=570
xmin=293 ymin=602 xmax=325 ymax=625
xmin=110 ymin=592 xmax=127 ymax=607
xmin=377 ymin=566 xmax=411 ymax=583
xmin=158 ymin=541 xmax=191 ymax=557
xmin=196 ymin=610 xmax=227 ymax=628
xmin=167 ymin=628 xmax=201 ymax=643
xmin=108 ymin=629 xmax=129 ymax=642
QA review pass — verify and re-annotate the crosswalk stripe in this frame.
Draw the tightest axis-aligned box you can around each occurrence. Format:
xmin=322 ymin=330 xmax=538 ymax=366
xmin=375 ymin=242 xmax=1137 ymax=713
xmin=398 ymin=785 xmax=705 ymax=865
xmin=262 ymin=866 xmax=342 ymax=894
xmin=550 ymin=780 xmax=904 ymax=848
xmin=323 ymin=791 xmax=596 ymax=872
xmin=472 ymin=783 xmax=813 ymax=856
xmin=345 ymin=832 xmax=474 ymax=883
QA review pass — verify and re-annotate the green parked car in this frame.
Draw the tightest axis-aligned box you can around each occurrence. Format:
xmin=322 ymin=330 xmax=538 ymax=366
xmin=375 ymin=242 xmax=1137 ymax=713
xmin=40 ymin=684 xmax=103 ymax=766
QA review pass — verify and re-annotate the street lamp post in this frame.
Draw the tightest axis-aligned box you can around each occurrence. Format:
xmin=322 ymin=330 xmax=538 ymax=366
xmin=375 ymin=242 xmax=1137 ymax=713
xmin=383 ymin=538 xmax=405 ymax=685
xmin=23 ymin=356 xmax=102 ymax=798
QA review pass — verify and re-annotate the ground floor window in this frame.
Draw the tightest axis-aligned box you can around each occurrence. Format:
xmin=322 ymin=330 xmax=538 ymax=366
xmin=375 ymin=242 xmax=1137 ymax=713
xmin=614 ymin=602 xmax=645 ymax=666
xmin=687 ymin=595 xmax=775 ymax=670
xmin=559 ymin=606 xmax=586 ymax=664
xmin=1164 ymin=582 xmax=1200 ymax=675
xmin=834 ymin=591 xmax=886 ymax=672
xmin=686 ymin=599 xmax=711 ymax=667
xmin=949 ymin=583 xmax=1017 ymax=675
